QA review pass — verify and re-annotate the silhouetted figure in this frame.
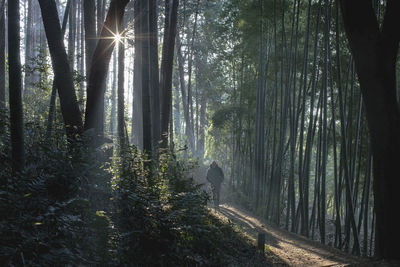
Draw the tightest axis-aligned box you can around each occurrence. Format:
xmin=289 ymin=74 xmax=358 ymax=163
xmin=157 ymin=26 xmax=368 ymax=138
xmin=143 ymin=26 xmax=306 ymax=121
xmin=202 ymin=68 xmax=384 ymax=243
xmin=206 ymin=161 xmax=224 ymax=208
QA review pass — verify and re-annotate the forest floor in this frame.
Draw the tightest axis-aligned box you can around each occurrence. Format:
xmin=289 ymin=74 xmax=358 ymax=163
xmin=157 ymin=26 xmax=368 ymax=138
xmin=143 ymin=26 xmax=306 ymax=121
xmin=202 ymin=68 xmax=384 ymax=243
xmin=191 ymin=166 xmax=400 ymax=266
xmin=213 ymin=203 xmax=399 ymax=267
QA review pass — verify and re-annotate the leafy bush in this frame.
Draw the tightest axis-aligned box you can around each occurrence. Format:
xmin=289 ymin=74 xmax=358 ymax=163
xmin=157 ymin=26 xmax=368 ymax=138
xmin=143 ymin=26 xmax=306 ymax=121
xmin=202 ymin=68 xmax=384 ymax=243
xmin=0 ymin=117 xmax=267 ymax=266
xmin=115 ymin=149 xmax=267 ymax=266
xmin=0 ymin=124 xmax=114 ymax=265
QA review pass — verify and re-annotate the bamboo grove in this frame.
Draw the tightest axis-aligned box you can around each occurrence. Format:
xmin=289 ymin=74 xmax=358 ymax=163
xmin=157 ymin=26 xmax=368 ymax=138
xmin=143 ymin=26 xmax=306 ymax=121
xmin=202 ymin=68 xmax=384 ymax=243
xmin=2 ymin=0 xmax=400 ymax=261
xmin=204 ymin=0 xmax=390 ymax=257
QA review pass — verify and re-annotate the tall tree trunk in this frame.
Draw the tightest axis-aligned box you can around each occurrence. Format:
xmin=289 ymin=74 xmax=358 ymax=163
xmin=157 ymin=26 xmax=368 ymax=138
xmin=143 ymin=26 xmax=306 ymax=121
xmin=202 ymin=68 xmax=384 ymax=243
xmin=254 ymin=0 xmax=265 ymax=211
xmin=149 ymin=0 xmax=160 ymax=149
xmin=195 ymin=61 xmax=199 ymax=152
xmin=332 ymin=1 xmax=342 ymax=248
xmin=83 ymin=0 xmax=96 ymax=81
xmin=137 ymin=0 xmax=152 ymax=154
xmin=266 ymin=0 xmax=279 ymax=217
xmin=288 ymin=0 xmax=301 ymax=232
xmin=0 ymin=0 xmax=5 ymax=111
xmin=176 ymin=34 xmax=195 ymax=152
xmin=363 ymin=152 xmax=372 ymax=256
xmin=186 ymin=0 xmax=200 ymax=146
xmin=198 ymin=61 xmax=207 ymax=158
xmin=169 ymin=90 xmax=174 ymax=150
xmin=160 ymin=0 xmax=179 ymax=147
xmin=24 ymin=0 xmax=33 ymax=93
xmin=173 ymin=69 xmax=181 ymax=139
xmin=84 ymin=0 xmax=129 ymax=142
xmin=340 ymin=0 xmax=400 ymax=259
xmin=302 ymin=0 xmax=322 ymax=236
xmin=110 ymin=49 xmax=117 ymax=135
xmin=39 ymin=0 xmax=83 ymax=139
xmin=68 ymin=0 xmax=76 ymax=68
xmin=272 ymin=0 xmax=289 ymax=226
xmin=8 ymin=0 xmax=25 ymax=171
xmin=118 ymin=38 xmax=125 ymax=149
xmin=295 ymin=0 xmax=312 ymax=235
xmin=96 ymin=0 xmax=107 ymax=128
xmin=79 ymin=1 xmax=85 ymax=106
xmin=96 ymin=0 xmax=104 ymax=34
xmin=45 ymin=0 xmax=71 ymax=140
xmin=319 ymin=0 xmax=330 ymax=245
xmin=33 ymin=1 xmax=41 ymax=87
xmin=132 ymin=0 xmax=143 ymax=148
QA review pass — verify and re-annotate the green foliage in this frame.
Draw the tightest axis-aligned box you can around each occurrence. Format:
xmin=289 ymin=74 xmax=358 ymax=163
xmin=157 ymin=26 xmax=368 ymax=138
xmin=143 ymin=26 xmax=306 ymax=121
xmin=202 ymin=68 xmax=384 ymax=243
xmin=0 ymin=114 xmax=268 ymax=266
xmin=111 ymin=146 xmax=267 ymax=266
xmin=116 ymin=149 xmax=207 ymax=265
xmin=0 ymin=120 xmax=113 ymax=265
xmin=212 ymin=105 xmax=247 ymax=129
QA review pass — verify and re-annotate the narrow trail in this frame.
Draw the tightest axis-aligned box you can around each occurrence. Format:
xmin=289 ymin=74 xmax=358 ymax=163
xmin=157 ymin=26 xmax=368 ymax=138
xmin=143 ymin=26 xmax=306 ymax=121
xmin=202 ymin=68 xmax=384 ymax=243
xmin=216 ymin=204 xmax=379 ymax=267
xmin=193 ymin=167 xmax=396 ymax=266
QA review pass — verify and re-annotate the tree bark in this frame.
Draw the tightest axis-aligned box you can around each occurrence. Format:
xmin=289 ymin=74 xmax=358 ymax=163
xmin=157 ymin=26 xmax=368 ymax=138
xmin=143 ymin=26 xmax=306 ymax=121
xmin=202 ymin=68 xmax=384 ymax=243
xmin=254 ymin=0 xmax=265 ymax=211
xmin=198 ymin=65 xmax=207 ymax=158
xmin=186 ymin=0 xmax=200 ymax=144
xmin=78 ymin=1 xmax=85 ymax=106
xmin=140 ymin=0 xmax=152 ymax=154
xmin=319 ymin=0 xmax=330 ymax=245
xmin=110 ymin=49 xmax=117 ymax=135
xmin=176 ymin=34 xmax=195 ymax=152
xmin=149 ymin=0 xmax=160 ymax=149
xmin=160 ymin=0 xmax=179 ymax=147
xmin=84 ymin=0 xmax=129 ymax=141
xmin=132 ymin=0 xmax=143 ymax=148
xmin=118 ymin=38 xmax=125 ymax=149
xmin=8 ymin=0 xmax=25 ymax=171
xmin=0 ymin=0 xmax=5 ymax=111
xmin=68 ymin=0 xmax=76 ymax=68
xmin=39 ymin=0 xmax=83 ymax=139
xmin=24 ymin=0 xmax=33 ymax=93
xmin=339 ymin=0 xmax=400 ymax=259
xmin=45 ymin=0 xmax=71 ymax=140
xmin=83 ymin=0 xmax=96 ymax=80
xmin=96 ymin=0 xmax=104 ymax=34
xmin=173 ymin=69 xmax=181 ymax=139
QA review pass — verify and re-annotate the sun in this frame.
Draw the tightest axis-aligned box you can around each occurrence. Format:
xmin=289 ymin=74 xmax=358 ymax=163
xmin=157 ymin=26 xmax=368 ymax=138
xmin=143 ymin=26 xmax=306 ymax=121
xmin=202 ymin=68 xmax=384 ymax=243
xmin=97 ymin=24 xmax=127 ymax=46
xmin=114 ymin=33 xmax=122 ymax=43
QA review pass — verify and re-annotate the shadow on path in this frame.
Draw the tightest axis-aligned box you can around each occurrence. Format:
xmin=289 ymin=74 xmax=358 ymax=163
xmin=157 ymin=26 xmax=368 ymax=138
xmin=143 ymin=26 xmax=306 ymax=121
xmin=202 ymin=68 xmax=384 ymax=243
xmin=217 ymin=204 xmax=377 ymax=267
xmin=217 ymin=205 xmax=288 ymax=266
xmin=219 ymin=206 xmax=280 ymax=249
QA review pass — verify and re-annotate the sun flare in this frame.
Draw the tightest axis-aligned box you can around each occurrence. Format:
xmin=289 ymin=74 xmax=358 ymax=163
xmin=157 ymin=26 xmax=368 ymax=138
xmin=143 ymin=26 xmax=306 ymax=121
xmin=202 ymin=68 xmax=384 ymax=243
xmin=114 ymin=33 xmax=122 ymax=43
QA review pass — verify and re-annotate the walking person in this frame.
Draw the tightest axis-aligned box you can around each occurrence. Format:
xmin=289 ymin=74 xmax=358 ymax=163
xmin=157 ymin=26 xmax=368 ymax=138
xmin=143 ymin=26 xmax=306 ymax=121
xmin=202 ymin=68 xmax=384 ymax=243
xmin=206 ymin=161 xmax=224 ymax=208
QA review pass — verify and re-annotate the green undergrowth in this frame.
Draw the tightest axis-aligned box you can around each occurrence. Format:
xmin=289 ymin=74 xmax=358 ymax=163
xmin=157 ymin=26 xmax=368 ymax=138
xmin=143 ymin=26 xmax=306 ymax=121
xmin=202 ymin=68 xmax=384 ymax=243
xmin=0 ymin=117 xmax=269 ymax=266
xmin=114 ymin=147 xmax=269 ymax=266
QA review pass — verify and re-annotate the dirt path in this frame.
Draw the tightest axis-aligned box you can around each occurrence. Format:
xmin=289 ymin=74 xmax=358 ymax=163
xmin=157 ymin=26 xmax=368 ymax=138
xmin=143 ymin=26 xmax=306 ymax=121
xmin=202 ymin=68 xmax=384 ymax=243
xmin=216 ymin=204 xmax=375 ymax=267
